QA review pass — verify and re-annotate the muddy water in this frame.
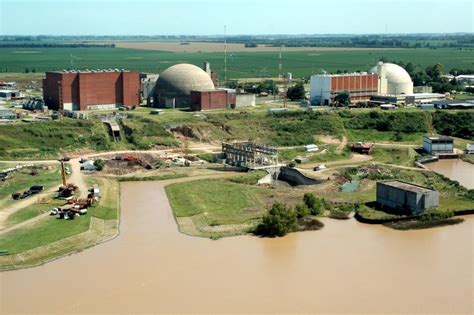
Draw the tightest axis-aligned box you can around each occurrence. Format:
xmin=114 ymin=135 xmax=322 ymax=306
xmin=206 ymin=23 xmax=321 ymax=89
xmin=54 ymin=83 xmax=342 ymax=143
xmin=2 ymin=179 xmax=473 ymax=313
xmin=427 ymin=159 xmax=474 ymax=189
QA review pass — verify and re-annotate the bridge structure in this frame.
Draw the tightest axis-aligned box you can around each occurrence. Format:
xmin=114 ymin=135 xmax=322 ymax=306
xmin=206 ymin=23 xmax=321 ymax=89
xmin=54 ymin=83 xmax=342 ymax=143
xmin=222 ymin=142 xmax=279 ymax=169
xmin=97 ymin=113 xmax=126 ymax=142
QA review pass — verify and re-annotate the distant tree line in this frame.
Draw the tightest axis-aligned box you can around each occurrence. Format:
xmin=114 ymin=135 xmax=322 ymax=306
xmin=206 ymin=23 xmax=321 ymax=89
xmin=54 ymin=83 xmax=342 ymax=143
xmin=0 ymin=43 xmax=115 ymax=48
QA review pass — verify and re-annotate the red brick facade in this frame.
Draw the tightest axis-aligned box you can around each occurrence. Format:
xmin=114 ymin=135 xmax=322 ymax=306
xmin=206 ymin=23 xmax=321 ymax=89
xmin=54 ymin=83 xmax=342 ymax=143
xmin=330 ymin=74 xmax=378 ymax=102
xmin=43 ymin=70 xmax=140 ymax=111
xmin=190 ymin=90 xmax=236 ymax=111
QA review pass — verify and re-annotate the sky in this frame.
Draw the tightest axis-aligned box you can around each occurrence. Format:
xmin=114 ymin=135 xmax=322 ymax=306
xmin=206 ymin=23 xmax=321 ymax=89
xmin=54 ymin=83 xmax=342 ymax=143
xmin=0 ymin=0 xmax=473 ymax=35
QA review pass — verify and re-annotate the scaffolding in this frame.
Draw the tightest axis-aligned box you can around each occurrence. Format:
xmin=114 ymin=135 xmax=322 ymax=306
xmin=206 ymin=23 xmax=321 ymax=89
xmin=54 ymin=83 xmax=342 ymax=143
xmin=222 ymin=142 xmax=278 ymax=168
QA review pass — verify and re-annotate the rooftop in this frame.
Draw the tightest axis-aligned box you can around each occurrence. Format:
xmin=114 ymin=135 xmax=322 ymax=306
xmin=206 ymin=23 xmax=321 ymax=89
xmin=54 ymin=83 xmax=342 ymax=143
xmin=379 ymin=180 xmax=436 ymax=194
xmin=48 ymin=69 xmax=132 ymax=74
xmin=423 ymin=134 xmax=453 ymax=141
xmin=311 ymin=72 xmax=373 ymax=78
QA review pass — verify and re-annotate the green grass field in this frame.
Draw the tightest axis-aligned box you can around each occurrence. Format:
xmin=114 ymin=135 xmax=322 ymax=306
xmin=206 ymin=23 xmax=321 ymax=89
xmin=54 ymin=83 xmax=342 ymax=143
xmin=4 ymin=200 xmax=63 ymax=228
xmin=166 ymin=179 xmax=271 ymax=225
xmin=0 ymin=215 xmax=91 ymax=254
xmin=1 ymin=47 xmax=474 ymax=78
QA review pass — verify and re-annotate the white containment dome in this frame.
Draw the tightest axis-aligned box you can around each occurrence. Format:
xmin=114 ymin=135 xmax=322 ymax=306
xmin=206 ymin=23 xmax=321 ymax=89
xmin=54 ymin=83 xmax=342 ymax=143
xmin=154 ymin=63 xmax=215 ymax=108
xmin=369 ymin=62 xmax=413 ymax=95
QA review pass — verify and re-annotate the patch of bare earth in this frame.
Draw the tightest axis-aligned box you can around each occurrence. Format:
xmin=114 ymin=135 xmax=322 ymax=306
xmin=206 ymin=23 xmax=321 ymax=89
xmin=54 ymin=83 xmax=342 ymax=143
xmin=98 ymin=41 xmax=403 ymax=53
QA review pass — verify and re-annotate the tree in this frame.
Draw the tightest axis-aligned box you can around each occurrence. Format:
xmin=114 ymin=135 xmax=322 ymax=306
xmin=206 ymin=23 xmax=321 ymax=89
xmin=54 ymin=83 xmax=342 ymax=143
xmin=256 ymin=203 xmax=298 ymax=237
xmin=426 ymin=63 xmax=444 ymax=80
xmin=404 ymin=62 xmax=415 ymax=76
xmin=286 ymin=82 xmax=305 ymax=101
xmin=334 ymin=92 xmax=351 ymax=106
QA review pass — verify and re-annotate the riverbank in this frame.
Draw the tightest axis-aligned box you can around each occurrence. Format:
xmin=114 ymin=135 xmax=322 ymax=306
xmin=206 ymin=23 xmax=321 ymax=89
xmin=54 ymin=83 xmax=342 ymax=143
xmin=2 ymin=179 xmax=473 ymax=314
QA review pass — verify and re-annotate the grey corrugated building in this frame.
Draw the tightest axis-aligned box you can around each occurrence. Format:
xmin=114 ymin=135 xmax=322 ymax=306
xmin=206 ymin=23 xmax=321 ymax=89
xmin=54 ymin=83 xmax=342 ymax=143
xmin=422 ymin=135 xmax=454 ymax=154
xmin=376 ymin=180 xmax=439 ymax=215
xmin=0 ymin=106 xmax=16 ymax=120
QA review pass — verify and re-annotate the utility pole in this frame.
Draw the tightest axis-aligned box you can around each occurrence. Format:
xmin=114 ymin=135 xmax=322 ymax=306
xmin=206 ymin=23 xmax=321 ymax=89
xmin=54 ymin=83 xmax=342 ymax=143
xmin=224 ymin=25 xmax=227 ymax=85
xmin=283 ymin=74 xmax=288 ymax=108
xmin=278 ymin=45 xmax=282 ymax=79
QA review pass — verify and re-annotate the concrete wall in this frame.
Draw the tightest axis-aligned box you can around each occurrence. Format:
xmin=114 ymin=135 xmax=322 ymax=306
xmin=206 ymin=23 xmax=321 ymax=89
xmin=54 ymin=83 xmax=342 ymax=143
xmin=278 ymin=167 xmax=321 ymax=186
xmin=376 ymin=182 xmax=439 ymax=214
xmin=235 ymin=93 xmax=256 ymax=108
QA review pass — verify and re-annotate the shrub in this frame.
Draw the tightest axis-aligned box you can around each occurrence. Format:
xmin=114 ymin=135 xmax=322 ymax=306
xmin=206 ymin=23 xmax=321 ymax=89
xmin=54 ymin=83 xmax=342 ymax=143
xmin=295 ymin=204 xmax=310 ymax=218
xmin=465 ymin=189 xmax=474 ymax=200
xmin=420 ymin=210 xmax=454 ymax=221
xmin=255 ymin=203 xmax=298 ymax=237
xmin=303 ymin=193 xmax=324 ymax=215
xmin=94 ymin=159 xmax=105 ymax=171
xmin=303 ymin=193 xmax=317 ymax=209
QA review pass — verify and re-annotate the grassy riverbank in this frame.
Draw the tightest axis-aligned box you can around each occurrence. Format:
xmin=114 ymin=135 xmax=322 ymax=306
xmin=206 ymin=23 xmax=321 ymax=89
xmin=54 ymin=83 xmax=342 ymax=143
xmin=0 ymin=176 xmax=119 ymax=271
xmin=1 ymin=108 xmax=473 ymax=160
xmin=165 ymin=163 xmax=474 ymax=238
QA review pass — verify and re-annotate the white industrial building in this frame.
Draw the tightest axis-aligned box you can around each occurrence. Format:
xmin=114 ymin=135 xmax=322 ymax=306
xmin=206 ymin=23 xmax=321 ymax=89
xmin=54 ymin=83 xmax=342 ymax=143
xmin=369 ymin=62 xmax=414 ymax=95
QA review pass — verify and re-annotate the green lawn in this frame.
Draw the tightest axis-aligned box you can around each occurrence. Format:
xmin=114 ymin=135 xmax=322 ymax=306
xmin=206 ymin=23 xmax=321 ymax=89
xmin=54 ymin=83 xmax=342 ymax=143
xmin=0 ymin=216 xmax=91 ymax=254
xmin=166 ymin=179 xmax=271 ymax=225
xmin=5 ymin=201 xmax=63 ymax=228
xmin=85 ymin=177 xmax=119 ymax=220
xmin=371 ymin=147 xmax=418 ymax=166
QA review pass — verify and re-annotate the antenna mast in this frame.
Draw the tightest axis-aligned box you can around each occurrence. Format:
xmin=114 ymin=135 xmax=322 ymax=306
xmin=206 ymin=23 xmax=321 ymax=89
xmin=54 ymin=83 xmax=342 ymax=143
xmin=224 ymin=25 xmax=227 ymax=85
xmin=279 ymin=45 xmax=282 ymax=79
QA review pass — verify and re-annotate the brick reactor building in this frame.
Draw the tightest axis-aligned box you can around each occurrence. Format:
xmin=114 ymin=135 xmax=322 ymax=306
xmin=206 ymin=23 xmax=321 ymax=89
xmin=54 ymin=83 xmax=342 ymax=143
xmin=43 ymin=69 xmax=140 ymax=111
xmin=190 ymin=89 xmax=236 ymax=111
xmin=310 ymin=72 xmax=379 ymax=105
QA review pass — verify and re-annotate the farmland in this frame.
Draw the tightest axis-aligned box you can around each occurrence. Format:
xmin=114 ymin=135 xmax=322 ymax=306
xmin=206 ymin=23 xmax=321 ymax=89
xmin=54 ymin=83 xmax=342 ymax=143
xmin=1 ymin=47 xmax=473 ymax=78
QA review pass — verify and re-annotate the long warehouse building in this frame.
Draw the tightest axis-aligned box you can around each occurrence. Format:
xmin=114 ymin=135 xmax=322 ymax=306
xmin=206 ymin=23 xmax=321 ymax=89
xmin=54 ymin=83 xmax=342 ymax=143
xmin=43 ymin=69 xmax=140 ymax=111
xmin=310 ymin=73 xmax=379 ymax=105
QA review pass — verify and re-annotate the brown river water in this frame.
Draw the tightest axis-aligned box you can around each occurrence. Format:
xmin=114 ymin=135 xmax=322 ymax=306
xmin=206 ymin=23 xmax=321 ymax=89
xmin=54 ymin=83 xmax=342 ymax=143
xmin=1 ymin=161 xmax=473 ymax=314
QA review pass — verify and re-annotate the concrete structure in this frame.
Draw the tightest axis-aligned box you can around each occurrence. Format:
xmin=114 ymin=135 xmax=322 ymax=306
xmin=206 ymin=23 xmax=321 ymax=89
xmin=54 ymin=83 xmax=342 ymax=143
xmin=0 ymin=106 xmax=16 ymax=120
xmin=222 ymin=142 xmax=278 ymax=168
xmin=376 ymin=180 xmax=439 ymax=214
xmin=23 ymin=98 xmax=46 ymax=111
xmin=154 ymin=64 xmax=215 ymax=108
xmin=413 ymin=86 xmax=433 ymax=94
xmin=405 ymin=93 xmax=446 ymax=105
xmin=465 ymin=144 xmax=474 ymax=154
xmin=267 ymin=108 xmax=288 ymax=114
xmin=369 ymin=94 xmax=406 ymax=106
xmin=0 ymin=89 xmax=20 ymax=101
xmin=432 ymin=99 xmax=474 ymax=110
xmin=423 ymin=135 xmax=454 ymax=154
xmin=190 ymin=89 xmax=236 ymax=111
xmin=380 ymin=104 xmax=396 ymax=110
xmin=235 ymin=92 xmax=256 ymax=108
xmin=304 ymin=144 xmax=319 ymax=152
xmin=140 ymin=73 xmax=159 ymax=105
xmin=43 ymin=70 xmax=140 ymax=111
xmin=369 ymin=62 xmax=414 ymax=95
xmin=455 ymin=75 xmax=474 ymax=84
xmin=310 ymin=73 xmax=378 ymax=105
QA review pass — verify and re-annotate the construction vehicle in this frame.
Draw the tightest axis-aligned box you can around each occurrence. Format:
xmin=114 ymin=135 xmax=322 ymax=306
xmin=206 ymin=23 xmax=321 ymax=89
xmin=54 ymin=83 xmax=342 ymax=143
xmin=11 ymin=185 xmax=44 ymax=200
